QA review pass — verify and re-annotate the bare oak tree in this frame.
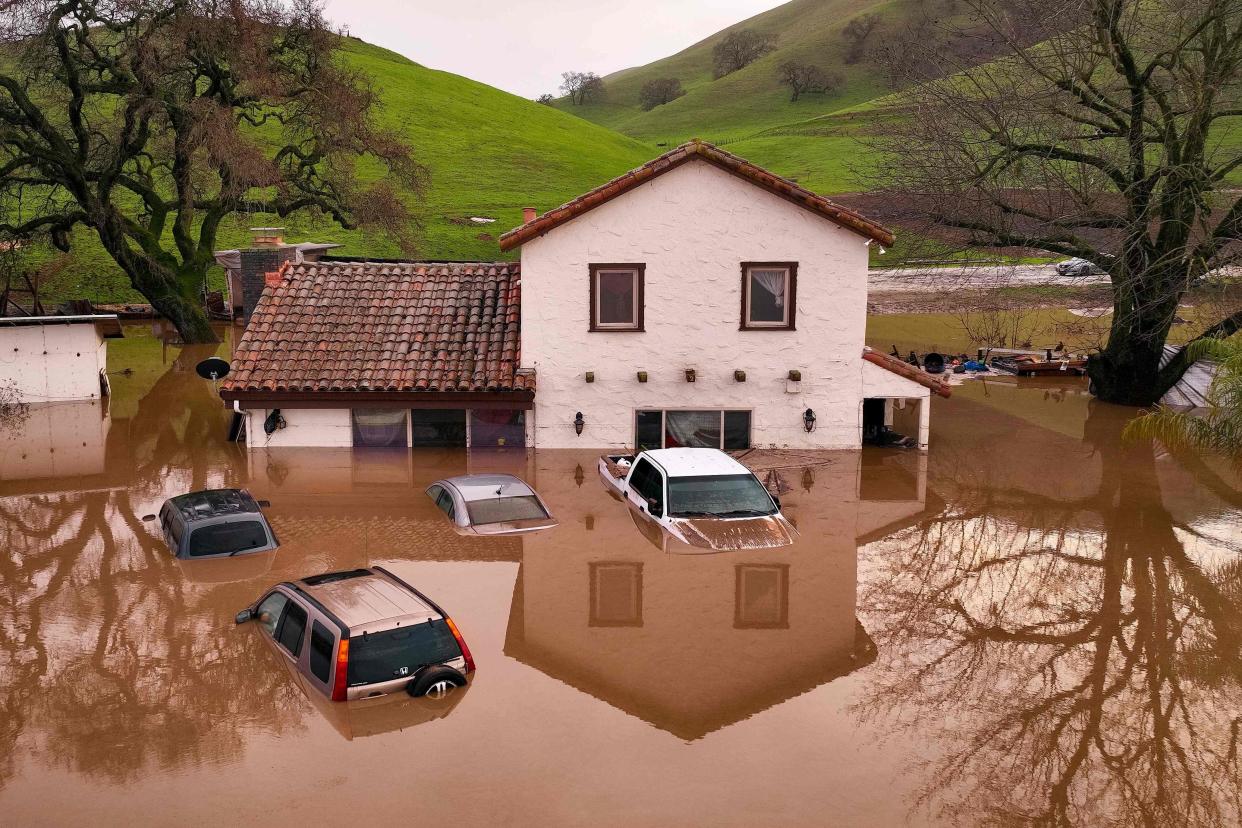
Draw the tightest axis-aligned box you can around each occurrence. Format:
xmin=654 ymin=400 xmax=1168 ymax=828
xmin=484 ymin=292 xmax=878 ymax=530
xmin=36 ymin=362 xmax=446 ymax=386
xmin=712 ymin=29 xmax=777 ymax=79
xmin=776 ymin=62 xmax=840 ymax=102
xmin=874 ymin=0 xmax=1242 ymax=405
xmin=559 ymin=71 xmax=605 ymax=105
xmin=0 ymin=0 xmax=424 ymax=344
xmin=638 ymin=78 xmax=684 ymax=111
xmin=842 ymin=13 xmax=881 ymax=64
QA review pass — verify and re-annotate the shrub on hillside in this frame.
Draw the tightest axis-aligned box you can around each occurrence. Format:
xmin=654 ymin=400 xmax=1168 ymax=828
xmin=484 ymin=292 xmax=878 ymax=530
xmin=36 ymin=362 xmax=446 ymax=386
xmin=777 ymin=62 xmax=841 ymax=102
xmin=639 ymin=78 xmax=685 ymax=111
xmin=560 ymin=71 xmax=605 ymax=105
xmin=536 ymin=94 xmax=555 ymax=105
xmin=842 ymin=13 xmax=881 ymax=64
xmin=712 ymin=30 xmax=777 ymax=78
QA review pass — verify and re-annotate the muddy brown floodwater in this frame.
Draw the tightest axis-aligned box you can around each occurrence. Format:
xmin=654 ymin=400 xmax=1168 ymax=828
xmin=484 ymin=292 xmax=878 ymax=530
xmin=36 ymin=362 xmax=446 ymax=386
xmin=1 ymin=326 xmax=1240 ymax=827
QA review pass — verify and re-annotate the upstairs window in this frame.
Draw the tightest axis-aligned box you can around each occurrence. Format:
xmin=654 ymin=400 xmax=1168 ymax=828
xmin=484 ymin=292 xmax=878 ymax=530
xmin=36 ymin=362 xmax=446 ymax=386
xmin=590 ymin=264 xmax=644 ymax=331
xmin=741 ymin=262 xmax=796 ymax=330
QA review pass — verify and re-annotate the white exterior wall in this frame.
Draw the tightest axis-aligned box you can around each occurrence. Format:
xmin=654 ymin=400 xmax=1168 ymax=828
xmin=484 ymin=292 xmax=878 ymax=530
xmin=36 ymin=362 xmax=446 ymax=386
xmin=0 ymin=324 xmax=107 ymax=402
xmin=245 ymin=408 xmax=352 ymax=448
xmin=520 ymin=160 xmax=872 ymax=450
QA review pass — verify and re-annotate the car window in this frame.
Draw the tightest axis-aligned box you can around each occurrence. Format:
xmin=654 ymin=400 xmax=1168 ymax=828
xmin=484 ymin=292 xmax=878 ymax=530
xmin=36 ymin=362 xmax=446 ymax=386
xmin=630 ymin=459 xmax=664 ymax=511
xmin=276 ymin=602 xmax=308 ymax=657
xmin=255 ymin=592 xmax=289 ymax=637
xmin=435 ymin=489 xmax=456 ymax=520
xmin=309 ymin=621 xmax=334 ymax=683
xmin=168 ymin=513 xmax=183 ymax=545
xmin=465 ymin=495 xmax=549 ymax=526
xmin=186 ymin=520 xmax=269 ymax=557
xmin=346 ymin=620 xmax=461 ymax=685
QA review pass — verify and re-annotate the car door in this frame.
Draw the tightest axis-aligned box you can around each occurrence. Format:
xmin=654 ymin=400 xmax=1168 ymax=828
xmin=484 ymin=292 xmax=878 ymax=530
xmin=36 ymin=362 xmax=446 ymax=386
xmin=253 ymin=590 xmax=308 ymax=682
xmin=627 ymin=458 xmax=666 ymax=522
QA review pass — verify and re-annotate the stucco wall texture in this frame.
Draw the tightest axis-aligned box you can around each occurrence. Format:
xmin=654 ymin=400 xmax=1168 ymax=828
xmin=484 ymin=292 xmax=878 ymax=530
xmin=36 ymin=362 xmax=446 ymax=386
xmin=520 ymin=160 xmax=879 ymax=450
xmin=0 ymin=324 xmax=108 ymax=402
xmin=245 ymin=408 xmax=353 ymax=448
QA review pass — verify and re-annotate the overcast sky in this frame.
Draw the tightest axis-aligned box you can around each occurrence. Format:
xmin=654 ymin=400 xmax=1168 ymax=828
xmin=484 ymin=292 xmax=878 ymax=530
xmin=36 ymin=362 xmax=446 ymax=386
xmin=322 ymin=1 xmax=787 ymax=99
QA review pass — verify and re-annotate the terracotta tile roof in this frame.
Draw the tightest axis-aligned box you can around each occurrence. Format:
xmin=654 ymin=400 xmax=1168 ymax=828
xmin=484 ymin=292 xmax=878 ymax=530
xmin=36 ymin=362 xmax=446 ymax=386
xmin=499 ymin=139 xmax=895 ymax=251
xmin=220 ymin=260 xmax=532 ymax=398
xmin=863 ymin=347 xmax=952 ymax=398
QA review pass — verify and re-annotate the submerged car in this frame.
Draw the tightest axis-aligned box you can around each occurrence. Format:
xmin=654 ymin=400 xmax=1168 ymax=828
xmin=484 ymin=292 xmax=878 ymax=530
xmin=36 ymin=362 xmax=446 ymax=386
xmin=1055 ymin=257 xmax=1107 ymax=277
xmin=235 ymin=566 xmax=474 ymax=700
xmin=147 ymin=488 xmax=278 ymax=559
xmin=426 ymin=474 xmax=558 ymax=535
xmin=599 ymin=448 xmax=797 ymax=551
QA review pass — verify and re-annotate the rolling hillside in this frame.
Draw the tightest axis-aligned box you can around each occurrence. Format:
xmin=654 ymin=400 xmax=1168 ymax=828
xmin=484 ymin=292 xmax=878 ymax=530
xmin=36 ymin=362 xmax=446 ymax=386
xmin=25 ymin=38 xmax=655 ymax=304
xmin=550 ymin=0 xmax=909 ymax=143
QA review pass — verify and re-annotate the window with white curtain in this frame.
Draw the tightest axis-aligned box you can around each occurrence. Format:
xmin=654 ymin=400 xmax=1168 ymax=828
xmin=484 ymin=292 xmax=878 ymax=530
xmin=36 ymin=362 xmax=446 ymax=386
xmin=742 ymin=263 xmax=796 ymax=329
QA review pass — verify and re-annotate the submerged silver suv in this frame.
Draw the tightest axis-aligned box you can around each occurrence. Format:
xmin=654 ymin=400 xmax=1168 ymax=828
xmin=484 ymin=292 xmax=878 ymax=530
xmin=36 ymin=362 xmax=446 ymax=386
xmin=235 ymin=567 xmax=475 ymax=700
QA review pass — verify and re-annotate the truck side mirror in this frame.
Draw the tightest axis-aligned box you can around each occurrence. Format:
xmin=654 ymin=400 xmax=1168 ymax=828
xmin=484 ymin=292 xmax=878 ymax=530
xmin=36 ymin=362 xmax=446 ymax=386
xmin=141 ymin=514 xmax=156 ymax=522
xmin=646 ymin=497 xmax=663 ymax=517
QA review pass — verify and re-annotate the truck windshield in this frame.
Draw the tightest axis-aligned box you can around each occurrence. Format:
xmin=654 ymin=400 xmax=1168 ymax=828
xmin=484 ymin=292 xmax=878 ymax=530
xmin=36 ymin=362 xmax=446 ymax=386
xmin=465 ymin=495 xmax=549 ymax=526
xmin=347 ymin=620 xmax=462 ymax=686
xmin=667 ymin=474 xmax=776 ymax=517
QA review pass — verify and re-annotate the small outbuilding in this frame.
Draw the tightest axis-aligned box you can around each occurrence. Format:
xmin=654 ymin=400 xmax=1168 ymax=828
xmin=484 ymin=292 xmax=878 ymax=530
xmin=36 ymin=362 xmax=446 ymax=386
xmin=0 ymin=314 xmax=123 ymax=402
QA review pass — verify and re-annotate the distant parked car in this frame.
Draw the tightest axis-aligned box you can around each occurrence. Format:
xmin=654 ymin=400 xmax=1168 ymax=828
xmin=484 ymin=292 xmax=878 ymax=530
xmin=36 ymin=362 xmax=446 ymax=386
xmin=235 ymin=566 xmax=475 ymax=701
xmin=1055 ymin=257 xmax=1107 ymax=277
xmin=146 ymin=488 xmax=278 ymax=559
xmin=426 ymin=474 xmax=558 ymax=535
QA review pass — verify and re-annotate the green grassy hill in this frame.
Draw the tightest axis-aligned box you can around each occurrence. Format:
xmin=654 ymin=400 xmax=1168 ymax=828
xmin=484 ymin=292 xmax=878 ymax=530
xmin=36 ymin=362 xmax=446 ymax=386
xmin=24 ymin=38 xmax=655 ymax=305
xmin=551 ymin=0 xmax=908 ymax=147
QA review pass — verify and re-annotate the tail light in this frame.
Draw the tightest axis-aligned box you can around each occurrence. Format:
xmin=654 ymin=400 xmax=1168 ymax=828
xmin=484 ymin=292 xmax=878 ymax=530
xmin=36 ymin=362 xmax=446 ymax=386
xmin=331 ymin=637 xmax=350 ymax=701
xmin=445 ymin=617 xmax=475 ymax=673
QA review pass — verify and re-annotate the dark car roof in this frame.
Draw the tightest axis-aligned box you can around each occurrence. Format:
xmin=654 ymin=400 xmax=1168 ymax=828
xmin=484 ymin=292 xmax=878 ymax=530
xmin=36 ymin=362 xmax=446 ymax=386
xmin=167 ymin=489 xmax=261 ymax=523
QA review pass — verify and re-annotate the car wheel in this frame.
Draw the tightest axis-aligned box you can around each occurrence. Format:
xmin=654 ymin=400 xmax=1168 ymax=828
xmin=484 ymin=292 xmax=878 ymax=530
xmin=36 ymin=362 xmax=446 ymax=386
xmin=407 ymin=664 xmax=466 ymax=698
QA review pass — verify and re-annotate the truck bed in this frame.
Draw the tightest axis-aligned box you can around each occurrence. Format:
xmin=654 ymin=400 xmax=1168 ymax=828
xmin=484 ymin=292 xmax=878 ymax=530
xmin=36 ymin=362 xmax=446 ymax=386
xmin=598 ymin=454 xmax=635 ymax=499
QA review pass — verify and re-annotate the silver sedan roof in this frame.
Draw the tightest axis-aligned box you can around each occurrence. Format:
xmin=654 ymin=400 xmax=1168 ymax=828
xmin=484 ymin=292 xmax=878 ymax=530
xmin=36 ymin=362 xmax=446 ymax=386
xmin=439 ymin=474 xmax=536 ymax=503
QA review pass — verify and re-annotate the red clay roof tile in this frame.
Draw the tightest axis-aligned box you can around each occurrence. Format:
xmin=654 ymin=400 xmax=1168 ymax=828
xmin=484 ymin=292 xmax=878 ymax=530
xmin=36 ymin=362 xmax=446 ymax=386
xmin=220 ymin=261 xmax=533 ymax=399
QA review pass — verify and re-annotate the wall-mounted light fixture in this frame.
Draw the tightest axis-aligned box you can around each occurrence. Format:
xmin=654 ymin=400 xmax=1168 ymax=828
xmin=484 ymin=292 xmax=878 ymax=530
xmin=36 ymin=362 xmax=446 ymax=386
xmin=574 ymin=411 xmax=585 ymax=436
xmin=585 ymin=515 xmax=595 ymax=531
xmin=803 ymin=408 xmax=817 ymax=433
xmin=637 ymin=371 xmax=648 ymax=383
xmin=685 ymin=368 xmax=696 ymax=383
xmin=585 ymin=371 xmax=595 ymax=383
xmin=734 ymin=370 xmax=746 ymax=382
xmin=788 ymin=370 xmax=802 ymax=382
xmin=574 ymin=464 xmax=585 ymax=487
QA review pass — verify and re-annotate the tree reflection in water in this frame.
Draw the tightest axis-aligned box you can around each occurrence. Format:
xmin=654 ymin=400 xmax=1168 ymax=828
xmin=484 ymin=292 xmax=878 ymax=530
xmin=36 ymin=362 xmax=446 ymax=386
xmin=0 ymin=343 xmax=306 ymax=787
xmin=858 ymin=404 xmax=1242 ymax=827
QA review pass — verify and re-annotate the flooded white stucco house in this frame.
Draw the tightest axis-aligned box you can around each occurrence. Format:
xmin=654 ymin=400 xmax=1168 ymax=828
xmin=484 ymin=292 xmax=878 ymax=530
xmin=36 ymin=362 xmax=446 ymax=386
xmin=220 ymin=141 xmax=946 ymax=451
xmin=500 ymin=140 xmax=948 ymax=451
xmin=0 ymin=314 xmax=122 ymax=402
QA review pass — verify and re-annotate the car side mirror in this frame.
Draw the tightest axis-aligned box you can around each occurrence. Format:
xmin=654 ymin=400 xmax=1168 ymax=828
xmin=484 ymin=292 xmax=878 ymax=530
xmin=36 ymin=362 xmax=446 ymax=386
xmin=141 ymin=514 xmax=156 ymax=522
xmin=256 ymin=499 xmax=271 ymax=508
xmin=234 ymin=608 xmax=253 ymax=625
xmin=772 ymin=496 xmax=781 ymax=510
xmin=646 ymin=497 xmax=662 ymax=517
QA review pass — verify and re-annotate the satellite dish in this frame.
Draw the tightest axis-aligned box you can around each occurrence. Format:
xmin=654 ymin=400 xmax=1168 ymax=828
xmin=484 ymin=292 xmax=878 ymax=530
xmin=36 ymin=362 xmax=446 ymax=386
xmin=196 ymin=357 xmax=231 ymax=381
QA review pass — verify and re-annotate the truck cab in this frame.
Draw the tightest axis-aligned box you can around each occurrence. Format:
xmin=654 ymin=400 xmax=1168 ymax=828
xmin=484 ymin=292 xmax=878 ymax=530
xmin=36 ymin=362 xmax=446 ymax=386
xmin=598 ymin=448 xmax=796 ymax=551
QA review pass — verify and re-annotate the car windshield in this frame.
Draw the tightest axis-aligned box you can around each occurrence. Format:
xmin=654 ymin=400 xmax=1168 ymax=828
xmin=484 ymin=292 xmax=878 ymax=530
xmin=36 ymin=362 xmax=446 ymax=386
xmin=347 ymin=620 xmax=462 ymax=686
xmin=186 ymin=520 xmax=269 ymax=557
xmin=464 ymin=495 xmax=549 ymax=526
xmin=667 ymin=474 xmax=776 ymax=518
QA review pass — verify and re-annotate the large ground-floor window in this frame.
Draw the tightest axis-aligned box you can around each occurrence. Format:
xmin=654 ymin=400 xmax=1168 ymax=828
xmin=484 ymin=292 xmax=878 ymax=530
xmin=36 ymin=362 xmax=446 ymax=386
xmin=410 ymin=409 xmax=467 ymax=447
xmin=634 ymin=409 xmax=752 ymax=451
xmin=352 ymin=409 xmax=409 ymax=448
xmin=470 ymin=409 xmax=526 ymax=448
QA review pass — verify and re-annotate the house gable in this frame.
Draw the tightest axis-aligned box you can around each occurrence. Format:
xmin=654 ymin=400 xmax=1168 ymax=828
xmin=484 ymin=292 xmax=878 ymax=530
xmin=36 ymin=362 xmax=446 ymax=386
xmin=499 ymin=140 xmax=894 ymax=250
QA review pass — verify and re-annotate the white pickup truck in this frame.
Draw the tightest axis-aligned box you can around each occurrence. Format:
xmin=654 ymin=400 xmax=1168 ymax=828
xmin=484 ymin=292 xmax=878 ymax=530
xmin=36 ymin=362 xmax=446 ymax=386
xmin=598 ymin=447 xmax=797 ymax=551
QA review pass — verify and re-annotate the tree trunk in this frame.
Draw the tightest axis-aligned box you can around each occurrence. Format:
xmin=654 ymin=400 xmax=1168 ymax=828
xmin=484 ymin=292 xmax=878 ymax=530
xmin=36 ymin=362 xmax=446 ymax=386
xmin=1086 ymin=292 xmax=1179 ymax=406
xmin=93 ymin=216 xmax=219 ymax=344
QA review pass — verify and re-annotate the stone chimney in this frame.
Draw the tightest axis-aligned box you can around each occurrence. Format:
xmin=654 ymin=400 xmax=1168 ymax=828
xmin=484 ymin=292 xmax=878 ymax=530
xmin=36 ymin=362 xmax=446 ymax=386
xmin=523 ymin=207 xmax=537 ymax=224
xmin=237 ymin=230 xmax=295 ymax=323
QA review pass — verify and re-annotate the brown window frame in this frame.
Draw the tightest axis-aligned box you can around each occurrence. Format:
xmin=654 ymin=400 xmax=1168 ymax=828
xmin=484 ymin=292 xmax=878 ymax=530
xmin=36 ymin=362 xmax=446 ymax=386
xmin=589 ymin=264 xmax=645 ymax=332
xmin=740 ymin=262 xmax=797 ymax=330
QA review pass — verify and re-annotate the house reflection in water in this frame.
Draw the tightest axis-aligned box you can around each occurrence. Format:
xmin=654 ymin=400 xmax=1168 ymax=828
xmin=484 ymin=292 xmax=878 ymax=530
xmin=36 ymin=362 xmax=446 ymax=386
xmin=502 ymin=449 xmax=933 ymax=740
xmin=0 ymin=400 xmax=111 ymax=485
